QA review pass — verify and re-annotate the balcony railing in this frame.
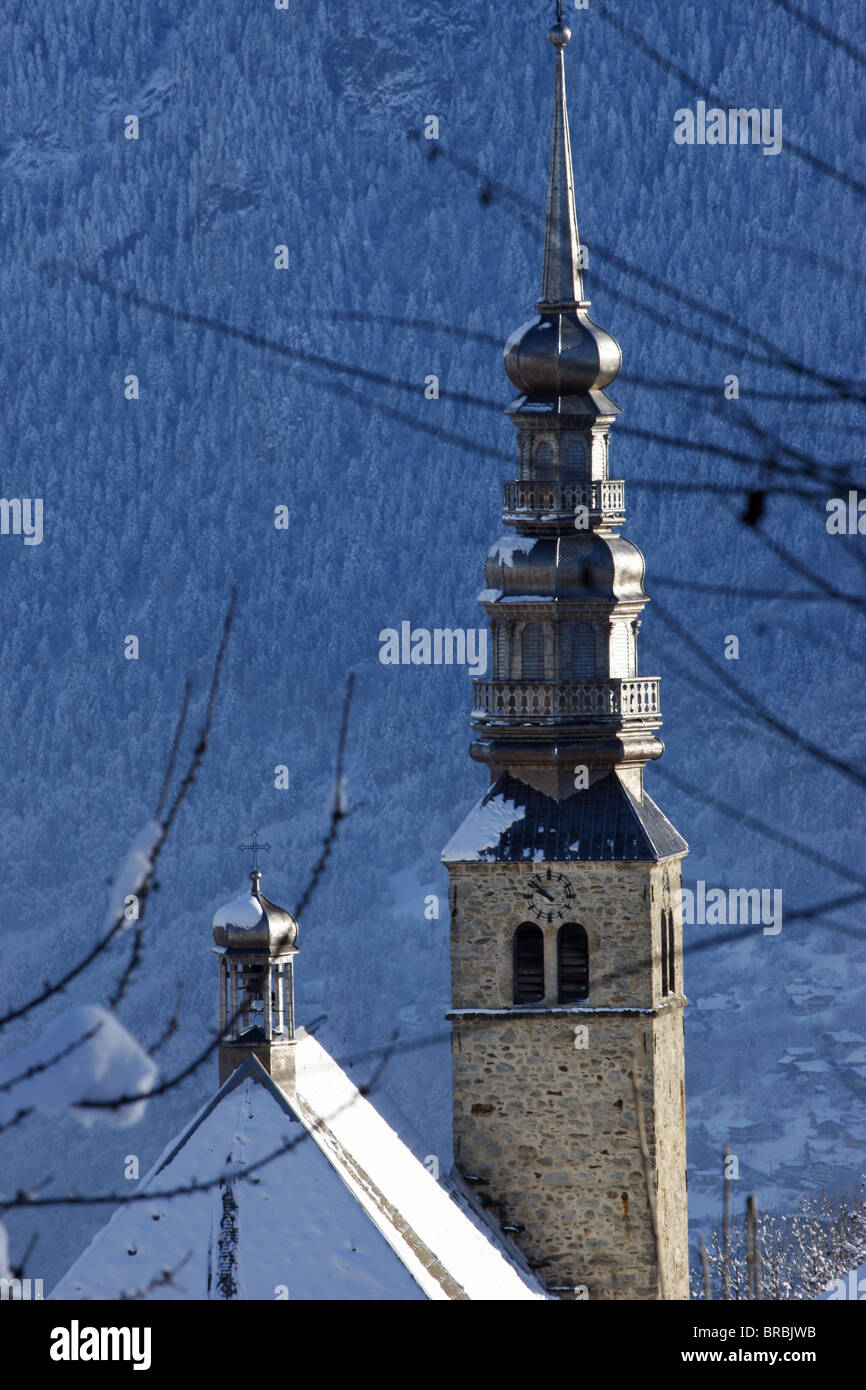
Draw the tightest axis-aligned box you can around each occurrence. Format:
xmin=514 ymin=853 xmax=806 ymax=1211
xmin=502 ymin=479 xmax=625 ymax=523
xmin=472 ymin=678 xmax=661 ymax=721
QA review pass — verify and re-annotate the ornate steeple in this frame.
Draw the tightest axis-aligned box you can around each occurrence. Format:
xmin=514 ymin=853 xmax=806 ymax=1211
xmin=505 ymin=20 xmax=621 ymax=407
xmin=472 ymin=16 xmax=661 ymax=802
xmin=442 ymin=10 xmax=689 ymax=1304
xmin=213 ymin=842 xmax=299 ymax=1088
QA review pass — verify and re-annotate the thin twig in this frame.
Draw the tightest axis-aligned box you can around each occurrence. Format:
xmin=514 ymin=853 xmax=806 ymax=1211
xmin=0 ymin=1023 xmax=102 ymax=1098
xmin=108 ymin=684 xmax=194 ymax=1011
xmin=746 ymin=1195 xmax=761 ymax=1300
xmin=155 ymin=682 xmax=192 ymax=823
xmin=0 ymin=593 xmax=236 ymax=1033
xmin=121 ymin=1251 xmax=193 ymax=1300
xmin=161 ymin=590 xmax=237 ymax=839
xmin=2 ymin=1029 xmax=401 ymax=1213
xmin=293 ymin=673 xmax=355 ymax=921
xmin=723 ymin=1144 xmax=731 ymax=1301
xmin=147 ymin=986 xmax=185 ymax=1055
xmin=698 ymin=1237 xmax=712 ymax=1301
xmin=10 ymin=1231 xmax=38 ymax=1281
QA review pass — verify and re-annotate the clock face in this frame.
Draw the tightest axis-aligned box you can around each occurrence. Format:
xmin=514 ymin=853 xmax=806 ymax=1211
xmin=524 ymin=869 xmax=575 ymax=923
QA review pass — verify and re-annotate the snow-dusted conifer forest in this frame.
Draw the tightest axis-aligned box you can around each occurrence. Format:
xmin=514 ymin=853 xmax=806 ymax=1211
xmin=0 ymin=1 xmax=863 ymax=1292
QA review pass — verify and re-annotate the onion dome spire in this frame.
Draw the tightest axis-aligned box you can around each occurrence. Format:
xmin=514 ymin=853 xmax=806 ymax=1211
xmin=469 ymin=10 xmax=664 ymax=802
xmin=505 ymin=17 xmax=621 ymax=407
xmin=212 ymin=830 xmax=298 ymax=952
xmin=213 ymin=834 xmax=299 ymax=1087
xmin=212 ymin=870 xmax=298 ymax=954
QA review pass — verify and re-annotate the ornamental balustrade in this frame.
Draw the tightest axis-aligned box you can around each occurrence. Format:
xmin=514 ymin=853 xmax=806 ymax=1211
xmin=502 ymin=479 xmax=625 ymax=520
xmin=472 ymin=677 xmax=660 ymax=720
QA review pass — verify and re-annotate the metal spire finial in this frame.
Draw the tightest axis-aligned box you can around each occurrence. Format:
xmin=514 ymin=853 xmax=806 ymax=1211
xmin=540 ymin=8 xmax=583 ymax=306
xmin=239 ymin=829 xmax=270 ymax=876
xmin=504 ymin=8 xmax=621 ymax=398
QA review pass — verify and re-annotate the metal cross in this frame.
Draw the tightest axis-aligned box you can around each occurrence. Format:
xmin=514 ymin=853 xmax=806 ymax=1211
xmin=239 ymin=830 xmax=271 ymax=873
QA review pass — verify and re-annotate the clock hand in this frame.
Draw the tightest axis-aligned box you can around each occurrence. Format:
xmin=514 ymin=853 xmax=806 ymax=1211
xmin=530 ymin=880 xmax=554 ymax=902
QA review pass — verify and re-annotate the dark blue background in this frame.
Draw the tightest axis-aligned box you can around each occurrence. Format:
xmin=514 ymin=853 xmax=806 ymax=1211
xmin=0 ymin=1 xmax=863 ymax=1288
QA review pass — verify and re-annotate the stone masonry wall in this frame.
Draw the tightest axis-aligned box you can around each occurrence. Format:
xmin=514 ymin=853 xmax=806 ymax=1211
xmin=449 ymin=859 xmax=684 ymax=1011
xmin=447 ymin=856 xmax=688 ymax=1300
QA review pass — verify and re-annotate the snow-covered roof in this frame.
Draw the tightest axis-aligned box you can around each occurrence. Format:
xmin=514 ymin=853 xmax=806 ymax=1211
xmin=212 ymin=873 xmax=298 ymax=954
xmin=443 ymin=771 xmax=688 ymax=863
xmin=212 ymin=890 xmax=262 ymax=931
xmin=51 ymin=1035 xmax=547 ymax=1301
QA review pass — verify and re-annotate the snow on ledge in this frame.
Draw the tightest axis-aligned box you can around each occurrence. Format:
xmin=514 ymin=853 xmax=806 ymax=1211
xmin=448 ymin=1005 xmax=657 ymax=1017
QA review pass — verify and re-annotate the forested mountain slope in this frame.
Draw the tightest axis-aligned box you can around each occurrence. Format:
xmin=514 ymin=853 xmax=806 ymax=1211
xmin=0 ymin=1 xmax=863 ymax=1286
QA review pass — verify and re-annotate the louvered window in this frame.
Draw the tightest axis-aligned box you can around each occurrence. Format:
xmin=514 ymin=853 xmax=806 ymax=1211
xmin=560 ymin=435 xmax=587 ymax=480
xmin=610 ymin=621 xmax=630 ymax=676
xmin=534 ymin=440 xmax=555 ymax=479
xmin=557 ymin=924 xmax=589 ymax=1003
xmin=660 ymin=909 xmax=676 ymax=997
xmin=521 ymin=623 xmax=545 ymax=679
xmin=513 ymin=924 xmax=545 ymax=1004
xmin=495 ymin=624 xmax=510 ymax=679
xmin=591 ymin=432 xmax=608 ymax=478
xmin=667 ymin=910 xmax=676 ymax=995
xmin=561 ymin=622 xmax=595 ymax=678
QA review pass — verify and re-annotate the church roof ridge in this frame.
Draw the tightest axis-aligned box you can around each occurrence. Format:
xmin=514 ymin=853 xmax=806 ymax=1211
xmin=50 ymin=1033 xmax=548 ymax=1302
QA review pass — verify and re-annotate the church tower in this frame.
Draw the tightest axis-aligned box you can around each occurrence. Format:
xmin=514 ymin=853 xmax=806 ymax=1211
xmin=442 ymin=16 xmax=689 ymax=1300
xmin=212 ymin=834 xmax=299 ymax=1090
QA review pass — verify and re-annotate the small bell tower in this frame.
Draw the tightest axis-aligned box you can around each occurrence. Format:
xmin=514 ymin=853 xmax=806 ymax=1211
xmin=213 ymin=832 xmax=299 ymax=1089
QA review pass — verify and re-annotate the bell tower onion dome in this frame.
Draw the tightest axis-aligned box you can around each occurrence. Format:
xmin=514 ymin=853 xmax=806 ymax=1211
xmin=213 ymin=838 xmax=299 ymax=1089
xmin=504 ymin=21 xmax=622 ymax=409
xmin=212 ymin=870 xmax=298 ymax=954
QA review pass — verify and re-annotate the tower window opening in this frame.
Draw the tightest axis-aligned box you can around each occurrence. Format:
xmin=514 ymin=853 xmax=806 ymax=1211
xmin=610 ymin=621 xmax=630 ymax=677
xmin=660 ymin=912 xmax=669 ymax=997
xmin=521 ymin=623 xmax=545 ymax=680
xmin=590 ymin=431 xmax=609 ymax=479
xmin=495 ymin=623 xmax=510 ymax=679
xmin=561 ymin=621 xmax=595 ymax=679
xmin=533 ymin=439 xmax=555 ymax=480
xmin=560 ymin=435 xmax=587 ymax=481
xmin=667 ymin=910 xmax=676 ymax=996
xmin=557 ymin=924 xmax=589 ymax=1003
xmin=519 ymin=436 xmax=531 ymax=478
xmin=513 ymin=924 xmax=545 ymax=1004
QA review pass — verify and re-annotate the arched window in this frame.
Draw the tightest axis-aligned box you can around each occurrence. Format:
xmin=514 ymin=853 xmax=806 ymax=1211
xmin=610 ymin=621 xmax=630 ymax=676
xmin=495 ymin=623 xmax=510 ymax=679
xmin=521 ymin=623 xmax=545 ymax=679
xmin=557 ymin=924 xmax=589 ymax=1003
xmin=534 ymin=439 xmax=555 ymax=479
xmin=667 ymin=910 xmax=676 ymax=996
xmin=519 ymin=435 xmax=531 ymax=478
xmin=560 ymin=621 xmax=595 ymax=679
xmin=513 ymin=924 xmax=545 ymax=1004
xmin=560 ymin=435 xmax=587 ymax=481
xmin=660 ymin=910 xmax=669 ymax=997
xmin=590 ymin=430 xmax=608 ymax=479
